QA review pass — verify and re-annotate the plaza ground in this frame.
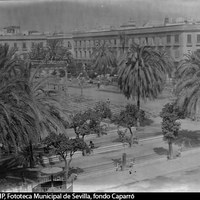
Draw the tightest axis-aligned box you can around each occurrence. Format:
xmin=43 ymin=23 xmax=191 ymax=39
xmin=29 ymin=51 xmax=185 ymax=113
xmin=1 ymin=84 xmax=200 ymax=192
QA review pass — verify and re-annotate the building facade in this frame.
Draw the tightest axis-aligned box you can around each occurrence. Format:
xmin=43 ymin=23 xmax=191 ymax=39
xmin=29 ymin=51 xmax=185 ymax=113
xmin=72 ymin=22 xmax=200 ymax=65
xmin=0 ymin=26 xmax=73 ymax=57
xmin=1 ymin=21 xmax=200 ymax=66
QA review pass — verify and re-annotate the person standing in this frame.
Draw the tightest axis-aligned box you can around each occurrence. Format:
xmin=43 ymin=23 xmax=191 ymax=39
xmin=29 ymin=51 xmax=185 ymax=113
xmin=106 ymin=98 xmax=110 ymax=106
xmin=97 ymin=80 xmax=100 ymax=89
xmin=89 ymin=141 xmax=95 ymax=154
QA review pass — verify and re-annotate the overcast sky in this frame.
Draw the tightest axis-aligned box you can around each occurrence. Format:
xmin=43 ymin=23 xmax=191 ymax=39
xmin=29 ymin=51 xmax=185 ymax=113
xmin=0 ymin=0 xmax=200 ymax=33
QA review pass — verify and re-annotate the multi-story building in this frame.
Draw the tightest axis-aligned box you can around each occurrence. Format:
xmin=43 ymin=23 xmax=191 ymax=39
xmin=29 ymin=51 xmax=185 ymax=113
xmin=72 ymin=19 xmax=200 ymax=66
xmin=1 ymin=19 xmax=200 ymax=68
xmin=0 ymin=26 xmax=73 ymax=57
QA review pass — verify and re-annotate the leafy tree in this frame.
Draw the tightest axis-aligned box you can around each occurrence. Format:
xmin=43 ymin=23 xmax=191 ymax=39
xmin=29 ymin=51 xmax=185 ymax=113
xmin=175 ymin=50 xmax=200 ymax=119
xmin=160 ymin=103 xmax=181 ymax=159
xmin=93 ymin=101 xmax=112 ymax=120
xmin=91 ymin=41 xmax=117 ymax=76
xmin=118 ymin=43 xmax=173 ymax=127
xmin=70 ymin=108 xmax=103 ymax=139
xmin=111 ymin=104 xmax=145 ymax=147
xmin=43 ymin=133 xmax=88 ymax=179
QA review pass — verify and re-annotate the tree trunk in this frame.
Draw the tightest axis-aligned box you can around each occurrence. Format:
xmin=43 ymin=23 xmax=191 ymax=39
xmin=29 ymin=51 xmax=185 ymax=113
xmin=168 ymin=141 xmax=173 ymax=160
xmin=121 ymin=153 xmax=127 ymax=171
xmin=128 ymin=127 xmax=134 ymax=148
xmin=64 ymin=66 xmax=68 ymax=96
xmin=137 ymin=68 xmax=141 ymax=128
xmin=64 ymin=158 xmax=72 ymax=181
xmin=29 ymin=140 xmax=34 ymax=168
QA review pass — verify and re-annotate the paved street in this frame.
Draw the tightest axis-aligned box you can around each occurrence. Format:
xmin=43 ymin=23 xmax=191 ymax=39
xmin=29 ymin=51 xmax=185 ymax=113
xmin=73 ymin=147 xmax=200 ymax=192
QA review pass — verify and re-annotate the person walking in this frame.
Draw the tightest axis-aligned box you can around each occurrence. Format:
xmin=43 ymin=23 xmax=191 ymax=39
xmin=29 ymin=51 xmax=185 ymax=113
xmin=129 ymin=158 xmax=136 ymax=175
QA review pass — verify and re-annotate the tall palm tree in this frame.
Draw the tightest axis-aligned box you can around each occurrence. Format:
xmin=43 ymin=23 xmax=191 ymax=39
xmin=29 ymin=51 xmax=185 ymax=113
xmin=119 ymin=31 xmax=127 ymax=54
xmin=92 ymin=41 xmax=117 ymax=76
xmin=20 ymin=63 xmax=69 ymax=138
xmin=175 ymin=50 xmax=200 ymax=119
xmin=0 ymin=44 xmax=70 ymax=156
xmin=0 ymin=44 xmax=41 ymax=153
xmin=118 ymin=43 xmax=173 ymax=126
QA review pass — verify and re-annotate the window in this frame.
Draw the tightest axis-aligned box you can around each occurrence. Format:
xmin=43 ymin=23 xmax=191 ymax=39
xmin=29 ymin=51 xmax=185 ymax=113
xmin=114 ymin=39 xmax=116 ymax=45
xmin=14 ymin=43 xmax=17 ymax=48
xmin=174 ymin=48 xmax=180 ymax=58
xmin=167 ymin=35 xmax=171 ymax=43
xmin=40 ymin=42 xmax=43 ymax=47
xmin=187 ymin=34 xmax=192 ymax=43
xmin=80 ymin=51 xmax=82 ymax=58
xmin=31 ymin=42 xmax=35 ymax=48
xmin=22 ymin=42 xmax=26 ymax=49
xmin=174 ymin=35 xmax=179 ymax=43
xmin=84 ymin=51 xmax=87 ymax=58
xmin=197 ymin=34 xmax=200 ymax=43
xmin=75 ymin=51 xmax=78 ymax=58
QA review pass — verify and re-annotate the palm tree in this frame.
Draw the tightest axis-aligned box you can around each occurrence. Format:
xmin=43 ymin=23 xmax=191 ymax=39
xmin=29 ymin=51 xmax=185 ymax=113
xmin=0 ymin=44 xmax=70 ymax=158
xmin=20 ymin=63 xmax=70 ymax=138
xmin=175 ymin=50 xmax=200 ymax=119
xmin=119 ymin=31 xmax=127 ymax=54
xmin=92 ymin=41 xmax=117 ymax=76
xmin=118 ymin=43 xmax=173 ymax=127
xmin=0 ymin=44 xmax=41 ymax=153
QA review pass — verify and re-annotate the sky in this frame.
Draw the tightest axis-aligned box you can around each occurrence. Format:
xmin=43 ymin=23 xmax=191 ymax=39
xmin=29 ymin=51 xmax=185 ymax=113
xmin=0 ymin=0 xmax=200 ymax=33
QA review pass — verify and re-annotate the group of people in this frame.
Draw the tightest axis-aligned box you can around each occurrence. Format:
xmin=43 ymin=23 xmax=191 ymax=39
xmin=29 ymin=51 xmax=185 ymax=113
xmin=115 ymin=158 xmax=137 ymax=177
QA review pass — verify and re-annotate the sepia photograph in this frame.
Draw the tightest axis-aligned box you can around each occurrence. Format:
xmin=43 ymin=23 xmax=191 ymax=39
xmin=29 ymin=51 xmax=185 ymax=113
xmin=1 ymin=0 xmax=200 ymax=193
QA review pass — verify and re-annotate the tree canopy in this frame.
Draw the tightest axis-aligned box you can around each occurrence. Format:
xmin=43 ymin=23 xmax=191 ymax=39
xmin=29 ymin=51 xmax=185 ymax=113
xmin=91 ymin=41 xmax=117 ymax=75
xmin=175 ymin=50 xmax=200 ymax=119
